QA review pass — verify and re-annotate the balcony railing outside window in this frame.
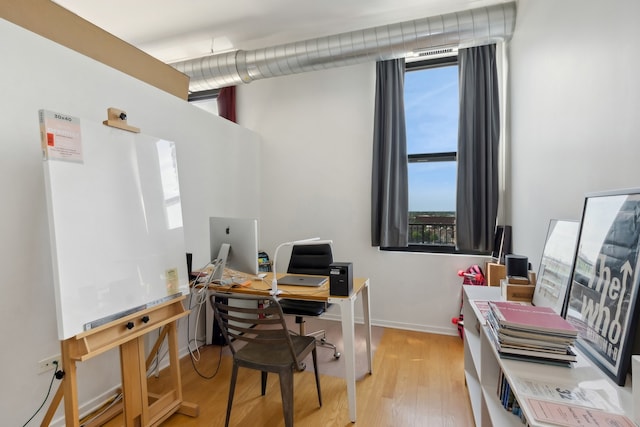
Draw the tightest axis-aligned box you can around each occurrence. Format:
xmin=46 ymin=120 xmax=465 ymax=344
xmin=409 ymin=215 xmax=455 ymax=246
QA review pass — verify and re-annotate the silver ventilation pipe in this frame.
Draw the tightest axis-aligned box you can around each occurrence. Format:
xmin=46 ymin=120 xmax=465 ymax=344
xmin=173 ymin=2 xmax=516 ymax=92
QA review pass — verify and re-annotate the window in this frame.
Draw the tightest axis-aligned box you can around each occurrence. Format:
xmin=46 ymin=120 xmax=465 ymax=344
xmin=405 ymin=56 xmax=459 ymax=252
xmin=188 ymin=89 xmax=219 ymax=115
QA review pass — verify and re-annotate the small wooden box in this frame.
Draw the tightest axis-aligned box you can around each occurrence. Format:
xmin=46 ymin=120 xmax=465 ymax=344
xmin=486 ymin=262 xmax=506 ymax=287
xmin=500 ymin=273 xmax=536 ymax=302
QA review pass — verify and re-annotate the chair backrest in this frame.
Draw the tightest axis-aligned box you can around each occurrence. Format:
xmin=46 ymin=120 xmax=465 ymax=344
xmin=210 ymin=291 xmax=305 ymax=368
xmin=287 ymin=243 xmax=333 ymax=275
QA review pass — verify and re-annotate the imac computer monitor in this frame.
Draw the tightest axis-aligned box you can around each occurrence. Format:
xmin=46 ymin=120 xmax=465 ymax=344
xmin=209 ymin=217 xmax=259 ymax=275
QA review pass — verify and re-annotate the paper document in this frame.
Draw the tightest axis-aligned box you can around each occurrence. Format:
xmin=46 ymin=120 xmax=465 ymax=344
xmin=527 ymin=398 xmax=635 ymax=427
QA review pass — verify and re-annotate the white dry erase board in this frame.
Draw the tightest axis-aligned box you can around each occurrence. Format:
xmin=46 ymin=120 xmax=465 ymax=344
xmin=40 ymin=110 xmax=189 ymax=340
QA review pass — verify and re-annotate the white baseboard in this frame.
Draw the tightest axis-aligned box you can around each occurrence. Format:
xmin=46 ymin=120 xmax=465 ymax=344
xmin=320 ymin=313 xmax=458 ymax=337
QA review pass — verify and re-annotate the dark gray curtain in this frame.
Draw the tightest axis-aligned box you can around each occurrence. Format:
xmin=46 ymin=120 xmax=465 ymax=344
xmin=371 ymin=59 xmax=408 ymax=247
xmin=456 ymin=44 xmax=500 ymax=252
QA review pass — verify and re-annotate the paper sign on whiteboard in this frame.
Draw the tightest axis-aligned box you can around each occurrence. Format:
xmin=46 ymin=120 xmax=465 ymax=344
xmin=39 ymin=109 xmax=83 ymax=162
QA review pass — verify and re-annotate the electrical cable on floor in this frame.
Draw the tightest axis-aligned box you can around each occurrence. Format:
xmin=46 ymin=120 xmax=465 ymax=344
xmin=190 ymin=343 xmax=224 ymax=380
xmin=22 ymin=361 xmax=60 ymax=427
xmin=79 ymin=392 xmax=123 ymax=427
xmin=185 ymin=276 xmax=225 ymax=379
xmin=187 ymin=281 xmax=209 ymax=362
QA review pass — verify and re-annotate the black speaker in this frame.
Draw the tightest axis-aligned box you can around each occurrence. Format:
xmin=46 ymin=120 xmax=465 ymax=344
xmin=329 ymin=262 xmax=353 ymax=296
xmin=505 ymin=254 xmax=528 ymax=278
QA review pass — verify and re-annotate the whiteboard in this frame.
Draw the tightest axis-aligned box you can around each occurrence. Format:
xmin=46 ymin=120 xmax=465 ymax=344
xmin=41 ymin=111 xmax=189 ymax=340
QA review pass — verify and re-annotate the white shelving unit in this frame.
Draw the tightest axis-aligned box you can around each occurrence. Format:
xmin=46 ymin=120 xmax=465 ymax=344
xmin=463 ymin=285 xmax=636 ymax=426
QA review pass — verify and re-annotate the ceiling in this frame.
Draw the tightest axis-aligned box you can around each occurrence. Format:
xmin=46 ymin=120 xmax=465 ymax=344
xmin=53 ymin=0 xmax=503 ymax=64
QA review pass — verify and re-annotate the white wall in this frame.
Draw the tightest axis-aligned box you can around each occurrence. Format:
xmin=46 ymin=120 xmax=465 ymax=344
xmin=237 ymin=0 xmax=640 ymax=335
xmin=509 ymin=0 xmax=640 ymax=269
xmin=0 ymin=19 xmax=259 ymax=426
xmin=238 ymin=63 xmax=489 ymax=333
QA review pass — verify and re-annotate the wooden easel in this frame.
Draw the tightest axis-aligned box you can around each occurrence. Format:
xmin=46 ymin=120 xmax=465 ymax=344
xmin=41 ymin=296 xmax=198 ymax=426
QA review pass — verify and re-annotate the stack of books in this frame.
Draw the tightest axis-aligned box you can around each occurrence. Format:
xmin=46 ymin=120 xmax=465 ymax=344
xmin=486 ymin=301 xmax=578 ymax=367
xmin=497 ymin=370 xmax=526 ymax=423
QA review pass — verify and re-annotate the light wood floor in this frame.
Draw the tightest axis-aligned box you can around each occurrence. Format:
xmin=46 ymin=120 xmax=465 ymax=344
xmin=106 ymin=328 xmax=473 ymax=427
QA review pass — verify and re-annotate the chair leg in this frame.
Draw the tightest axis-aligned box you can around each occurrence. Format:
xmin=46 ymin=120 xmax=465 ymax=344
xmin=297 ymin=318 xmax=341 ymax=359
xmin=278 ymin=368 xmax=295 ymax=427
xmin=312 ymin=347 xmax=322 ymax=407
xmin=309 ymin=329 xmax=341 ymax=359
xmin=225 ymin=362 xmax=239 ymax=427
xmin=318 ymin=337 xmax=341 ymax=359
xmin=261 ymin=371 xmax=268 ymax=396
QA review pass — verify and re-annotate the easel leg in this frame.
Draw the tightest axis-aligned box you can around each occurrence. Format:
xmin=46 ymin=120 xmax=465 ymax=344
xmin=61 ymin=339 xmax=80 ymax=427
xmin=120 ymin=336 xmax=149 ymax=426
xmin=166 ymin=321 xmax=198 ymax=417
xmin=167 ymin=322 xmax=181 ymax=401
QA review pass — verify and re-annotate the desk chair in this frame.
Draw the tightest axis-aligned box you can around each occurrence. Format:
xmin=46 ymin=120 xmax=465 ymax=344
xmin=279 ymin=243 xmax=341 ymax=359
xmin=210 ymin=291 xmax=322 ymax=427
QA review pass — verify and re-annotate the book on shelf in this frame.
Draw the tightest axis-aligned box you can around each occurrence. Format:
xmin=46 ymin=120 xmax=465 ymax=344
xmin=497 ymin=326 xmax=576 ymax=345
xmin=468 ymin=300 xmax=491 ymax=324
xmin=526 ymin=397 xmax=636 ymax=427
xmin=469 ymin=299 xmax=528 ymax=325
xmin=488 ymin=301 xmax=578 ymax=337
xmin=485 ymin=303 xmax=577 ymax=366
xmin=511 ymin=376 xmax=613 ymax=412
xmin=486 ymin=315 xmax=577 ymax=363
xmin=497 ymin=369 xmax=526 ymax=423
xmin=498 ymin=342 xmax=577 ymax=362
xmin=497 ymin=332 xmax=573 ymax=350
xmin=500 ymin=340 xmax=571 ymax=354
xmin=500 ymin=352 xmax=575 ymax=368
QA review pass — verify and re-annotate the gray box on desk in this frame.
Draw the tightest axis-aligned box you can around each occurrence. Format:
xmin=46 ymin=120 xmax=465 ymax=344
xmin=329 ymin=262 xmax=353 ymax=296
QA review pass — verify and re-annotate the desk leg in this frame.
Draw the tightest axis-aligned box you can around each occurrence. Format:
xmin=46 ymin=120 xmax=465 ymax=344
xmin=334 ymin=296 xmax=357 ymax=423
xmin=362 ymin=281 xmax=373 ymax=375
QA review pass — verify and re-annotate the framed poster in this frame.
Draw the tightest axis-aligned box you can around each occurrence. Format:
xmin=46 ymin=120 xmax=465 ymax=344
xmin=532 ymin=219 xmax=580 ymax=315
xmin=565 ymin=188 xmax=640 ymax=385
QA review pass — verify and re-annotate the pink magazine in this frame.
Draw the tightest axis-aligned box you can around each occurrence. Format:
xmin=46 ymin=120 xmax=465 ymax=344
xmin=488 ymin=301 xmax=578 ymax=336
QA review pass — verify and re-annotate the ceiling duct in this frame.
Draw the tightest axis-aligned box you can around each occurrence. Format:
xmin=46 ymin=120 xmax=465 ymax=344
xmin=172 ymin=2 xmax=516 ymax=92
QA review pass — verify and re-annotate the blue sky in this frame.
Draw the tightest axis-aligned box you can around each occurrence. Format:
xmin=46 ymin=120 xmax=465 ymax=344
xmin=405 ymin=65 xmax=458 ymax=212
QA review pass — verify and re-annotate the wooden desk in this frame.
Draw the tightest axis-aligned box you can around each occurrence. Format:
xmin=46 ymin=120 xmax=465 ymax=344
xmin=213 ymin=273 xmax=372 ymax=423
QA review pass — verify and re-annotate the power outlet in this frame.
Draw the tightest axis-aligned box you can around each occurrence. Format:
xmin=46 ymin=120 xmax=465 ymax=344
xmin=38 ymin=355 xmax=61 ymax=374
